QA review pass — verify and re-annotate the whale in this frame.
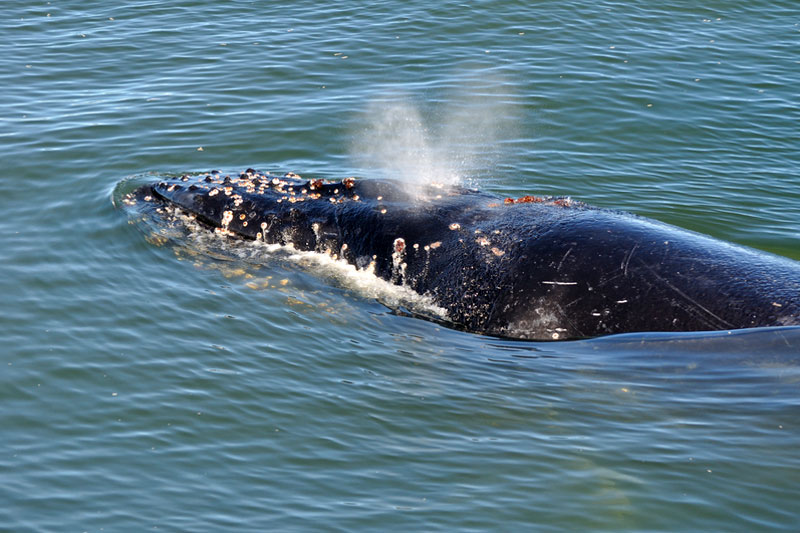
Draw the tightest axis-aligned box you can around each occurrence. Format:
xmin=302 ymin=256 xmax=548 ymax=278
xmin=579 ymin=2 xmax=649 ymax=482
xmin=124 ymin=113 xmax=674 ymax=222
xmin=126 ymin=169 xmax=800 ymax=340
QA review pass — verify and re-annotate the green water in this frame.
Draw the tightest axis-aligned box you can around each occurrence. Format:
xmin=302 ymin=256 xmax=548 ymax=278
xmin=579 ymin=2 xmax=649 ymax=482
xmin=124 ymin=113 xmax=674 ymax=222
xmin=2 ymin=1 xmax=799 ymax=531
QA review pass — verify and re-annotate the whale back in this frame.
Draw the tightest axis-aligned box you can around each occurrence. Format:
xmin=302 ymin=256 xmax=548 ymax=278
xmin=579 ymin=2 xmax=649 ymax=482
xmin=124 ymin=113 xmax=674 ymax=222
xmin=131 ymin=170 xmax=800 ymax=340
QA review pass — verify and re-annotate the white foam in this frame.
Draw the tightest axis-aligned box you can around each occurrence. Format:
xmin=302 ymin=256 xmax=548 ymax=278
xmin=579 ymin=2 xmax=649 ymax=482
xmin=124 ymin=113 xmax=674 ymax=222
xmin=281 ymin=244 xmax=449 ymax=320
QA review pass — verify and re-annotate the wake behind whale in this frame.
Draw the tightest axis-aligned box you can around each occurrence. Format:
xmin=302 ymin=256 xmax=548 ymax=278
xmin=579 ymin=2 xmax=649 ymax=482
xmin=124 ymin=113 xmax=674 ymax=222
xmin=118 ymin=169 xmax=800 ymax=341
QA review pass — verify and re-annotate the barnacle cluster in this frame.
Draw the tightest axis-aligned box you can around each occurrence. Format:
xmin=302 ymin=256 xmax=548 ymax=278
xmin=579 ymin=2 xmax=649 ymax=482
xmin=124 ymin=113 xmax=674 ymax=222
xmin=163 ymin=168 xmax=362 ymax=206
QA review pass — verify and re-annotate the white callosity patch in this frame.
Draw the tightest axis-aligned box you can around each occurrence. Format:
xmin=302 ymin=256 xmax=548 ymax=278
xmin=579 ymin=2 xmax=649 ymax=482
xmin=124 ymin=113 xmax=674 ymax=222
xmin=217 ymin=210 xmax=234 ymax=235
xmin=391 ymin=237 xmax=407 ymax=284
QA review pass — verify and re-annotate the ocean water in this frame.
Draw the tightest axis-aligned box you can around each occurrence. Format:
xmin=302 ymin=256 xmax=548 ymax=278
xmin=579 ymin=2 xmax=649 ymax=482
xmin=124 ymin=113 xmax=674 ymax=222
xmin=2 ymin=1 xmax=800 ymax=531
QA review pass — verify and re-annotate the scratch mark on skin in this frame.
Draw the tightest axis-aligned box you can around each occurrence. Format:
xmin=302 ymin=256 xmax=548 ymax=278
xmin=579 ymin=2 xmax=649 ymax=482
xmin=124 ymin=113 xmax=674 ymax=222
xmin=622 ymin=244 xmax=638 ymax=276
xmin=557 ymin=246 xmax=574 ymax=271
xmin=640 ymin=263 xmax=736 ymax=330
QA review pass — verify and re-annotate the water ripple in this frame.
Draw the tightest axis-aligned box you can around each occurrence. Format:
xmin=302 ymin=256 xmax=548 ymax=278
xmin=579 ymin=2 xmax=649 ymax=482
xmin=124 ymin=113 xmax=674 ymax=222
xmin=3 ymin=0 xmax=800 ymax=531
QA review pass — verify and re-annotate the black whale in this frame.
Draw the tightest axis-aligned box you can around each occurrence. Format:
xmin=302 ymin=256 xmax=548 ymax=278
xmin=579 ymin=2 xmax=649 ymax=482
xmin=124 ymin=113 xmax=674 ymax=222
xmin=130 ymin=169 xmax=800 ymax=340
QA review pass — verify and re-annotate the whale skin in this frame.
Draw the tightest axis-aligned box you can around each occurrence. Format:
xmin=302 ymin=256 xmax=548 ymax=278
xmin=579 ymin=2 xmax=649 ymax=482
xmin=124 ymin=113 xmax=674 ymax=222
xmin=127 ymin=169 xmax=800 ymax=340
